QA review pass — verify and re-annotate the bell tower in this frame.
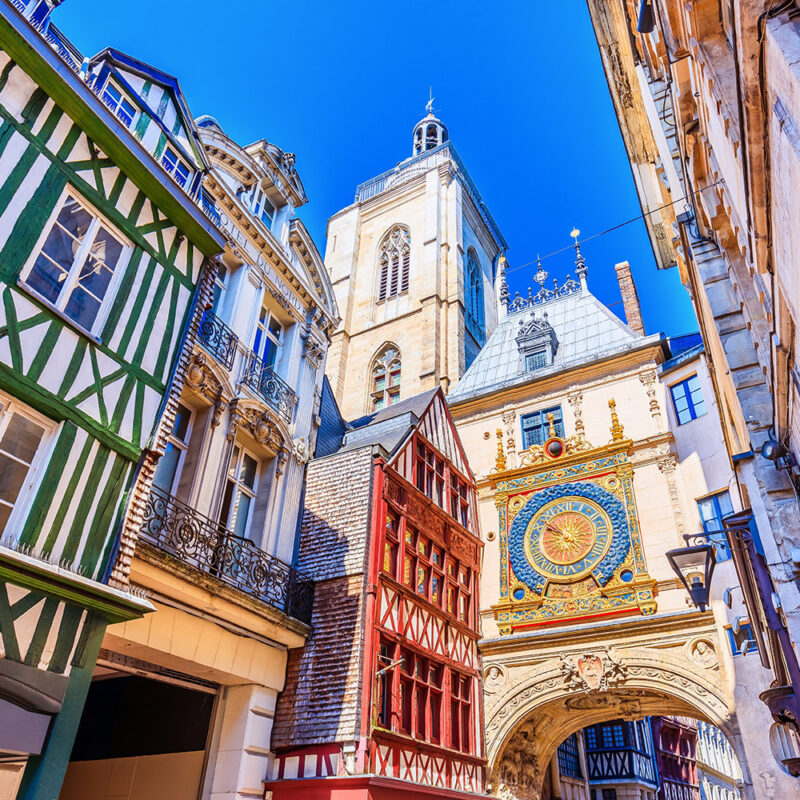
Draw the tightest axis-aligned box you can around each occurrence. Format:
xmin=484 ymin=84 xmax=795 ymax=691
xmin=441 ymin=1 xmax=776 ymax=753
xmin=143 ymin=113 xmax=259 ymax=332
xmin=324 ymin=104 xmax=508 ymax=419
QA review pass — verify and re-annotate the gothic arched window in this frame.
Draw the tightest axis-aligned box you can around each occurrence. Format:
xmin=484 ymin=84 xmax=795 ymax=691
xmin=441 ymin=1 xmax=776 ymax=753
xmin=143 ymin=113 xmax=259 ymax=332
xmin=464 ymin=249 xmax=484 ymax=332
xmin=371 ymin=345 xmax=401 ymax=411
xmin=378 ymin=226 xmax=410 ymax=301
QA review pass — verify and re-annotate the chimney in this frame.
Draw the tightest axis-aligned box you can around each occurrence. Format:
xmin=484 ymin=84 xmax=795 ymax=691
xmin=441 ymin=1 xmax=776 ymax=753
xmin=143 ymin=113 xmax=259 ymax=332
xmin=614 ymin=261 xmax=645 ymax=335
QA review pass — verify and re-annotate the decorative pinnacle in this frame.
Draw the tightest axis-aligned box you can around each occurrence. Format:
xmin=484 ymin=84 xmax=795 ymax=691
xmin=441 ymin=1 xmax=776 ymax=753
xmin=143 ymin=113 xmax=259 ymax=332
xmin=571 ymin=227 xmax=587 ymax=282
xmin=547 ymin=412 xmax=556 ymax=438
xmin=495 ymin=428 xmax=507 ymax=472
xmin=609 ymin=398 xmax=625 ymax=442
xmin=533 ymin=256 xmax=548 ymax=288
xmin=498 ymin=255 xmax=509 ymax=304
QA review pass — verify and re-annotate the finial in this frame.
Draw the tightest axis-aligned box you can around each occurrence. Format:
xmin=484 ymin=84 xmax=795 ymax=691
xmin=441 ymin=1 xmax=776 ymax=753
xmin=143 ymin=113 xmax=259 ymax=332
xmin=426 ymin=87 xmax=435 ymax=116
xmin=495 ymin=428 xmax=507 ymax=471
xmin=547 ymin=412 xmax=556 ymax=438
xmin=534 ymin=256 xmax=548 ymax=288
xmin=498 ymin=255 xmax=509 ymax=305
xmin=609 ymin=398 xmax=625 ymax=442
xmin=571 ymin=227 xmax=588 ymax=287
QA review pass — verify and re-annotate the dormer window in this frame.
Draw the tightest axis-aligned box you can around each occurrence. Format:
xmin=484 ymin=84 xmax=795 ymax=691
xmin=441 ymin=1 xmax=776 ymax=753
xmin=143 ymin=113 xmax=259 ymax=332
xmin=251 ymin=188 xmax=275 ymax=229
xmin=101 ymin=82 xmax=136 ymax=128
xmin=161 ymin=148 xmax=190 ymax=189
xmin=525 ymin=349 xmax=547 ymax=371
xmin=516 ymin=311 xmax=558 ymax=372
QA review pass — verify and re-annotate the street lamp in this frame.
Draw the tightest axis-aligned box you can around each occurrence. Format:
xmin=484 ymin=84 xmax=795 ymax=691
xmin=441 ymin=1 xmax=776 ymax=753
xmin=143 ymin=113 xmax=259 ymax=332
xmin=666 ymin=534 xmax=717 ymax=612
xmin=637 ymin=0 xmax=656 ymax=33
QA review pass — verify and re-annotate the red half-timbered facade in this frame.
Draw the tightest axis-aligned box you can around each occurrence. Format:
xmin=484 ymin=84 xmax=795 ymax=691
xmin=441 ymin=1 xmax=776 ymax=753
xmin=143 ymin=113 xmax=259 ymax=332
xmin=267 ymin=387 xmax=489 ymax=800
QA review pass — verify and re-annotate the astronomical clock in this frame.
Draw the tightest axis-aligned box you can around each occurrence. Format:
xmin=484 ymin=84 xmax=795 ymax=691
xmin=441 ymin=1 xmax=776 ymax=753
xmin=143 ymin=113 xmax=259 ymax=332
xmin=490 ymin=401 xmax=656 ymax=634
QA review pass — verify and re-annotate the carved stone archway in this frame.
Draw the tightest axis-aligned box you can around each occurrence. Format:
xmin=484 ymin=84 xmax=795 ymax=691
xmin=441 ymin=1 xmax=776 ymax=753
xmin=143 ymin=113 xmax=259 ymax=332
xmin=482 ymin=616 xmax=754 ymax=800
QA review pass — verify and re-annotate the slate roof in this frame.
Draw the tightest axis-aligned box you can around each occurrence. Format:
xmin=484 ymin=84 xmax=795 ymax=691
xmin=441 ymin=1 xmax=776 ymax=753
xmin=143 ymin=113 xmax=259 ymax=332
xmin=449 ymin=286 xmax=664 ymax=403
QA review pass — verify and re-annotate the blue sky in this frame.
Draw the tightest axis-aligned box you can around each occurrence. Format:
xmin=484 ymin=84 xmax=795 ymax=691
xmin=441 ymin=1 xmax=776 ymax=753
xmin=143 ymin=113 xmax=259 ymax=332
xmin=56 ymin=0 xmax=697 ymax=336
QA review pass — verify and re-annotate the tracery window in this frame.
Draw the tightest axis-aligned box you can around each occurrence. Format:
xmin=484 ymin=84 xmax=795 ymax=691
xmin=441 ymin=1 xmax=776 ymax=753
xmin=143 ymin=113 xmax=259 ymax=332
xmin=371 ymin=346 xmax=401 ymax=410
xmin=377 ymin=226 xmax=410 ymax=301
xmin=463 ymin=248 xmax=484 ymax=335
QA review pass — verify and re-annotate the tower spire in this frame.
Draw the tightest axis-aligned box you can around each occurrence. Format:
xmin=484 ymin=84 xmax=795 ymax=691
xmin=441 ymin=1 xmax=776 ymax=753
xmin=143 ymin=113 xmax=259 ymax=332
xmin=426 ymin=87 xmax=435 ymax=116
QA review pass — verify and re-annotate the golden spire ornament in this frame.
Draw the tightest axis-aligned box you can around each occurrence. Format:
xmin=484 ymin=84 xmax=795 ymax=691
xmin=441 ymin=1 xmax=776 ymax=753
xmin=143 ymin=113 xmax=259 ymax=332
xmin=495 ymin=428 xmax=507 ymax=471
xmin=609 ymin=398 xmax=625 ymax=442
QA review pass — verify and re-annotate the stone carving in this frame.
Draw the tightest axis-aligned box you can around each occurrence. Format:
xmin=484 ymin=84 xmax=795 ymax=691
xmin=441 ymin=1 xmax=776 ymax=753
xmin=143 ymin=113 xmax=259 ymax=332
xmin=484 ymin=664 xmax=508 ymax=693
xmin=560 ymin=649 xmax=627 ymax=693
xmin=227 ymin=401 xmax=284 ymax=454
xmin=689 ymin=638 xmax=719 ymax=670
xmin=639 ymin=369 xmax=663 ymax=430
xmin=267 ymin=283 xmax=293 ymax=313
xmin=302 ymin=334 xmax=325 ymax=368
xmin=502 ymin=410 xmax=517 ymax=469
xmin=565 ymin=694 xmax=642 ymax=717
xmin=657 ymin=453 xmax=687 ymax=535
xmin=292 ymin=436 xmax=310 ymax=464
xmin=185 ymin=353 xmax=226 ymax=427
xmin=495 ymin=720 xmax=543 ymax=800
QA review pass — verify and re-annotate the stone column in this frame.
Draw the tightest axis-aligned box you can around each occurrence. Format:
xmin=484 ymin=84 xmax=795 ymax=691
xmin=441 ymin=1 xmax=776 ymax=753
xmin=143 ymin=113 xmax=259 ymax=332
xmin=208 ymin=684 xmax=278 ymax=800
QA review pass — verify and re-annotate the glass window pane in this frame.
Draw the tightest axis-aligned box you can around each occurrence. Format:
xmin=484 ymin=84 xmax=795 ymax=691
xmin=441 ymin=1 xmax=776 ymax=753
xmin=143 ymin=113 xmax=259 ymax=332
xmin=232 ymin=492 xmax=252 ymax=539
xmin=90 ymin=227 xmax=124 ymax=269
xmin=0 ymin=503 xmax=11 ymax=536
xmin=717 ymin=491 xmax=734 ymax=517
xmin=241 ymin=454 xmax=258 ymax=490
xmin=228 ymin=446 xmax=240 ymax=477
xmin=268 ymin=318 xmax=282 ymax=339
xmin=172 ymin=404 xmax=191 ymax=441
xmin=152 ymin=442 xmax=180 ymax=493
xmin=0 ymin=456 xmax=29 ymax=505
xmin=76 ymin=254 xmax=114 ymax=302
xmin=0 ymin=414 xmax=44 ymax=464
xmin=63 ymin=286 xmax=101 ymax=329
xmin=57 ymin=197 xmax=93 ymax=243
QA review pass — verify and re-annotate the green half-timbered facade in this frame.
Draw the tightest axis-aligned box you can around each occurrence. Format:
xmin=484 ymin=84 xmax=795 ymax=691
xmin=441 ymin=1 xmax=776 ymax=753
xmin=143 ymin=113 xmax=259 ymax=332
xmin=0 ymin=2 xmax=224 ymax=796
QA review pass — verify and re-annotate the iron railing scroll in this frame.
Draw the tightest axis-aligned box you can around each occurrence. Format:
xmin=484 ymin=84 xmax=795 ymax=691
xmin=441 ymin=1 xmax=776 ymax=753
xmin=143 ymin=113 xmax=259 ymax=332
xmin=141 ymin=487 xmax=314 ymax=624
xmin=242 ymin=352 xmax=298 ymax=425
xmin=198 ymin=309 xmax=238 ymax=370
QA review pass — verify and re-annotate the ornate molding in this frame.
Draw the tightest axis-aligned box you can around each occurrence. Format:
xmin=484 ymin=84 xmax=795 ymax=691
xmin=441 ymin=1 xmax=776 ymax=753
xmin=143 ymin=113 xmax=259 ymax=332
xmin=185 ymin=352 xmax=227 ymax=428
xmin=657 ymin=453 xmax=687 ymax=535
xmin=302 ymin=334 xmax=325 ymax=368
xmin=501 ymin=410 xmax=517 ymax=470
xmin=639 ymin=368 xmax=663 ymax=430
xmin=227 ymin=400 xmax=285 ymax=456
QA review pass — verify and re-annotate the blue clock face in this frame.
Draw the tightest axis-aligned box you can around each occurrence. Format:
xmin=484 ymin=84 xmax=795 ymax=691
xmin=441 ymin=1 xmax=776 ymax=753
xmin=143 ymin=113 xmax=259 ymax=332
xmin=523 ymin=496 xmax=612 ymax=581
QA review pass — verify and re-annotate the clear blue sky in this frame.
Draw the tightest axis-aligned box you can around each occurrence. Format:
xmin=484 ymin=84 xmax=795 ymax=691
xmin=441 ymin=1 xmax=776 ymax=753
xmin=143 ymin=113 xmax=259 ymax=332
xmin=56 ymin=0 xmax=697 ymax=336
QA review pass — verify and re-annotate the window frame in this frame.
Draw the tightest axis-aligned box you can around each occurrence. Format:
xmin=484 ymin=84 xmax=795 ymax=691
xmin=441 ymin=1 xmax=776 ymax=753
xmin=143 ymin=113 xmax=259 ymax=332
xmin=377 ymin=226 xmax=411 ymax=302
xmin=371 ymin=347 xmax=401 ymax=411
xmin=101 ymin=80 xmax=137 ymax=128
xmin=0 ymin=393 xmax=57 ymax=541
xmin=697 ymin=489 xmax=735 ymax=561
xmin=219 ymin=442 xmax=260 ymax=541
xmin=160 ymin=147 xmax=191 ymax=189
xmin=252 ymin=304 xmax=284 ymax=370
xmin=250 ymin=187 xmax=276 ymax=229
xmin=726 ymin=621 xmax=758 ymax=656
xmin=381 ymin=503 xmax=475 ymax=626
xmin=520 ymin=405 xmax=564 ymax=449
xmin=152 ymin=402 xmax=193 ymax=496
xmin=20 ymin=190 xmax=132 ymax=340
xmin=669 ymin=373 xmax=706 ymax=425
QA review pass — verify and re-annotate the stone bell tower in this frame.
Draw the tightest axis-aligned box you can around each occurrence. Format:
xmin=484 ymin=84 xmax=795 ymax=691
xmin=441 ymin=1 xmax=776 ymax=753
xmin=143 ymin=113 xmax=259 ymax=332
xmin=323 ymin=103 xmax=508 ymax=419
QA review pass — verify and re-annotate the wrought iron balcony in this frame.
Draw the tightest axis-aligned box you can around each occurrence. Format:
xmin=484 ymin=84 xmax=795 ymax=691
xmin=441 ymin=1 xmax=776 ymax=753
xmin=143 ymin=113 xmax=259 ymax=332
xmin=198 ymin=309 xmax=238 ymax=370
xmin=140 ymin=487 xmax=314 ymax=624
xmin=242 ymin=352 xmax=297 ymax=425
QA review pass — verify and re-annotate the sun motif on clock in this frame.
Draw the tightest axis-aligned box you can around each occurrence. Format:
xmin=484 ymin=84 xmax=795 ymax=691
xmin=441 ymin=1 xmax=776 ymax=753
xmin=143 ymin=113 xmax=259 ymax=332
xmin=540 ymin=512 xmax=595 ymax=565
xmin=522 ymin=495 xmax=613 ymax=582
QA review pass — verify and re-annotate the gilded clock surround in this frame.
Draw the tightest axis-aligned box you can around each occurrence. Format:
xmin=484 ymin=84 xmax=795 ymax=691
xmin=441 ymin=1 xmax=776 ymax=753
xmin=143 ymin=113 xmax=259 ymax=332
xmin=486 ymin=402 xmax=657 ymax=633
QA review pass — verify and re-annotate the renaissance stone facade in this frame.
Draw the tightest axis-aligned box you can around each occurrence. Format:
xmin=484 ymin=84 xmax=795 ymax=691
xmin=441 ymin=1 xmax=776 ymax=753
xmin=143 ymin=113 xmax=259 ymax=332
xmin=584 ymin=0 xmax=800 ymax=747
xmin=447 ymin=249 xmax=797 ymax=798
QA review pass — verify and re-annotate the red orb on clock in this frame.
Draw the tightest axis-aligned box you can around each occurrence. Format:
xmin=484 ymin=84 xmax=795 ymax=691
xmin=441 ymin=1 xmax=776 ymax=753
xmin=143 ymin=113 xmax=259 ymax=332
xmin=545 ymin=438 xmax=564 ymax=458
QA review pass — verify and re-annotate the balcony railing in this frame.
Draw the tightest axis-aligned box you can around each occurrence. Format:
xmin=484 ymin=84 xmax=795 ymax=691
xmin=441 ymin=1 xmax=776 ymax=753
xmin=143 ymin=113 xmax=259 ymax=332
xmin=201 ymin=195 xmax=221 ymax=228
xmin=242 ymin=352 xmax=297 ymax=425
xmin=140 ymin=487 xmax=314 ymax=624
xmin=198 ymin=309 xmax=238 ymax=370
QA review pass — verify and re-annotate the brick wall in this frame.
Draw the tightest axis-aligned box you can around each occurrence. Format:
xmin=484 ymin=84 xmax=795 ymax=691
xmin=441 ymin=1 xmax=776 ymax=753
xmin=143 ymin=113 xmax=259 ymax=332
xmin=272 ymin=446 xmax=374 ymax=748
xmin=614 ymin=260 xmax=645 ymax=335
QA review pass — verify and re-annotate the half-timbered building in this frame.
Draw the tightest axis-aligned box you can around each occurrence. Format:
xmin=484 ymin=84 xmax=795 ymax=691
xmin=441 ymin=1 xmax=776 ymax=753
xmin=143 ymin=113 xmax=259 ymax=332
xmin=266 ymin=387 xmax=490 ymax=800
xmin=58 ymin=118 xmax=339 ymax=800
xmin=0 ymin=1 xmax=224 ymax=797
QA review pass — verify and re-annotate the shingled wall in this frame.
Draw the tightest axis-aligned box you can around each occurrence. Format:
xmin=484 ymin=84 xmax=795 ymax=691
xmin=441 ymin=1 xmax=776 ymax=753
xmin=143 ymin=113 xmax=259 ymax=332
xmin=271 ymin=445 xmax=375 ymax=748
